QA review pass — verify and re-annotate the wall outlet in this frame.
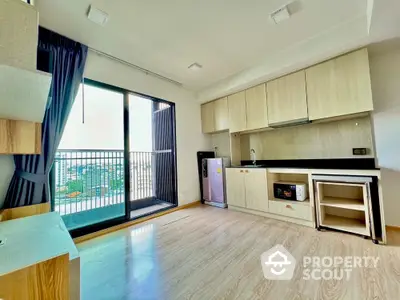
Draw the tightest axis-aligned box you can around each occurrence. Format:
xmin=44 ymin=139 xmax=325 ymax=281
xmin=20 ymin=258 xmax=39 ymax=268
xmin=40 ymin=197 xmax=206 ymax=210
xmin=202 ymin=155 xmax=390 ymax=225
xmin=353 ymin=148 xmax=368 ymax=155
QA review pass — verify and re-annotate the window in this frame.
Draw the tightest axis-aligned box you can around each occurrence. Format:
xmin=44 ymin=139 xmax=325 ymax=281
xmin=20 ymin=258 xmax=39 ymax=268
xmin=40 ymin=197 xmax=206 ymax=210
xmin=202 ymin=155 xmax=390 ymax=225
xmin=52 ymin=80 xmax=177 ymax=236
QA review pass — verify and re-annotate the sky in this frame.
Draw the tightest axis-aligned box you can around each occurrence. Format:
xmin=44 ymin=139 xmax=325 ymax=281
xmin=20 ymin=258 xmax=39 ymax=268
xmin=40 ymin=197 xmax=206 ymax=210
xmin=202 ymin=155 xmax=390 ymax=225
xmin=58 ymin=84 xmax=153 ymax=151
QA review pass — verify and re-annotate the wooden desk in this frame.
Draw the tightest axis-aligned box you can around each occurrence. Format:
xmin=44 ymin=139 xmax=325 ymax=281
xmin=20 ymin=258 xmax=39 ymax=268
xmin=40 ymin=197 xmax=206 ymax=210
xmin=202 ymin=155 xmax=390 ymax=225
xmin=0 ymin=212 xmax=80 ymax=299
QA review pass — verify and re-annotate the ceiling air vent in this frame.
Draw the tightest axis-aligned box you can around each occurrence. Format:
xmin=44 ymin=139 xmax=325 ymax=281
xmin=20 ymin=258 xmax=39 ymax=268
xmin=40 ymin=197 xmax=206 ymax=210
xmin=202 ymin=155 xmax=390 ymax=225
xmin=87 ymin=5 xmax=109 ymax=26
xmin=270 ymin=5 xmax=291 ymax=24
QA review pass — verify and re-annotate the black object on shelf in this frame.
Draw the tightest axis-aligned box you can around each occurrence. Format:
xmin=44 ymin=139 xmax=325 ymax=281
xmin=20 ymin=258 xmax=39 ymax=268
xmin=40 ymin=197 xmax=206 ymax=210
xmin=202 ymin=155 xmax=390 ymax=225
xmin=197 ymin=151 xmax=215 ymax=203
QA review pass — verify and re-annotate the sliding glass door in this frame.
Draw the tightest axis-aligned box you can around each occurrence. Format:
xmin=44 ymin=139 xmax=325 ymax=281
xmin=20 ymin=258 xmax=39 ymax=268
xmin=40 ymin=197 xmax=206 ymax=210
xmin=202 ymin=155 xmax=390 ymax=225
xmin=53 ymin=81 xmax=125 ymax=230
xmin=52 ymin=79 xmax=177 ymax=235
xmin=128 ymin=94 xmax=177 ymax=219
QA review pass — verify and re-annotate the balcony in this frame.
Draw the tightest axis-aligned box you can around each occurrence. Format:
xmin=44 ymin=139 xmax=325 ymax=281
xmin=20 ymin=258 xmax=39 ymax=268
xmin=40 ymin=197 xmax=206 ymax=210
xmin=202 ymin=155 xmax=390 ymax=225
xmin=53 ymin=150 xmax=173 ymax=230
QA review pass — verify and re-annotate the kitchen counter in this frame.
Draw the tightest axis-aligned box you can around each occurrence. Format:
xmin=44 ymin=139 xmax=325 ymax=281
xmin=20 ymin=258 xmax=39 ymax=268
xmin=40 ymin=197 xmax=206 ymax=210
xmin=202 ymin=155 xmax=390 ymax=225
xmin=227 ymin=165 xmax=381 ymax=177
xmin=224 ymin=164 xmax=385 ymax=244
xmin=235 ymin=158 xmax=378 ymax=170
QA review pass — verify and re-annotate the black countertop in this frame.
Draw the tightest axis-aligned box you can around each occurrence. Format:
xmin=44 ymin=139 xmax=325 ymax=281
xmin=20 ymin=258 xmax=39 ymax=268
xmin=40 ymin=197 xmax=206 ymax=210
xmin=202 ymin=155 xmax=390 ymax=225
xmin=237 ymin=158 xmax=378 ymax=170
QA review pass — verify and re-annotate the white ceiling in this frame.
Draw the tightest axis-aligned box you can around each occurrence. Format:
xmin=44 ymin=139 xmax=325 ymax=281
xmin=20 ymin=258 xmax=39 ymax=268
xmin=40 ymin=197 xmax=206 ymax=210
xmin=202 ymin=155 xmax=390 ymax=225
xmin=36 ymin=0 xmax=400 ymax=98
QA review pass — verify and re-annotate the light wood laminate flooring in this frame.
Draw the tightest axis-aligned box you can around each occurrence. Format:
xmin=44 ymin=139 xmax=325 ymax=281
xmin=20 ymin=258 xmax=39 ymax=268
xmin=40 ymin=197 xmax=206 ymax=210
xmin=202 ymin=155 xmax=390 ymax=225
xmin=77 ymin=205 xmax=400 ymax=300
xmin=130 ymin=203 xmax=174 ymax=219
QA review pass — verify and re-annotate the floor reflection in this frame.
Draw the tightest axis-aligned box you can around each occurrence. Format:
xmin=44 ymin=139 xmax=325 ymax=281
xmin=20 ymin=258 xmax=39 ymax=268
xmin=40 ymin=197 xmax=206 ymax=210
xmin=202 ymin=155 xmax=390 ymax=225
xmin=79 ymin=223 xmax=163 ymax=300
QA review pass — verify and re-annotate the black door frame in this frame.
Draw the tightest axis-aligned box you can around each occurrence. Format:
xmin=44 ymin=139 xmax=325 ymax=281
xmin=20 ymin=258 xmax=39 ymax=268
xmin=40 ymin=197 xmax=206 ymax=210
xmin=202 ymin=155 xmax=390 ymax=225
xmin=56 ymin=78 xmax=178 ymax=238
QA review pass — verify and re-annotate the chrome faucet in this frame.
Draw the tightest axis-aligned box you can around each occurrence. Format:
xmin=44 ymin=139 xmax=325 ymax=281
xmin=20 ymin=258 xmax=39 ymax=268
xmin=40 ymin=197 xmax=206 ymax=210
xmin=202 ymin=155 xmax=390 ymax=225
xmin=214 ymin=147 xmax=218 ymax=158
xmin=250 ymin=149 xmax=256 ymax=166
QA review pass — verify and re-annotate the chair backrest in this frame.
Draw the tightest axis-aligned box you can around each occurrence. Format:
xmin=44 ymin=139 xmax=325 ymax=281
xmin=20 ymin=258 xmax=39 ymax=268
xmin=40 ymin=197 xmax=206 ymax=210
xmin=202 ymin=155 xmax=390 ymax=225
xmin=0 ymin=253 xmax=69 ymax=300
xmin=0 ymin=202 xmax=50 ymax=222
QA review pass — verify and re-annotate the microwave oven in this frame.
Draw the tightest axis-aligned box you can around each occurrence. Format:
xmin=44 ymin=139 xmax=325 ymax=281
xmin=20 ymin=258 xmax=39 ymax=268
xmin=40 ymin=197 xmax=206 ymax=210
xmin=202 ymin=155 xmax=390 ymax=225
xmin=273 ymin=182 xmax=308 ymax=201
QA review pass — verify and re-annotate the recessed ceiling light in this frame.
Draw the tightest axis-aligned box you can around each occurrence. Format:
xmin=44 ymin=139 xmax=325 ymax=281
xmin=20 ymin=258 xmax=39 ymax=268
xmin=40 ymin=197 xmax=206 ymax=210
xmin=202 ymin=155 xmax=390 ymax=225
xmin=87 ymin=5 xmax=109 ymax=26
xmin=188 ymin=63 xmax=203 ymax=71
xmin=270 ymin=5 xmax=291 ymax=24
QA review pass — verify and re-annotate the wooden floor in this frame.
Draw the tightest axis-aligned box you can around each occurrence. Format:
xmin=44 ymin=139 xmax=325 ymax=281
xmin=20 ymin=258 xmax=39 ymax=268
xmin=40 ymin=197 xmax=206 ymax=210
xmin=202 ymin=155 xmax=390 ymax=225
xmin=77 ymin=205 xmax=400 ymax=300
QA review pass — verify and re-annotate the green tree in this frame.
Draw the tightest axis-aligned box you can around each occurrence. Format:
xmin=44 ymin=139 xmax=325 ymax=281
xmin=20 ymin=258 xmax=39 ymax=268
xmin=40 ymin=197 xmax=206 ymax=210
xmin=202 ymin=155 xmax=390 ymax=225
xmin=110 ymin=178 xmax=124 ymax=191
xmin=67 ymin=179 xmax=84 ymax=193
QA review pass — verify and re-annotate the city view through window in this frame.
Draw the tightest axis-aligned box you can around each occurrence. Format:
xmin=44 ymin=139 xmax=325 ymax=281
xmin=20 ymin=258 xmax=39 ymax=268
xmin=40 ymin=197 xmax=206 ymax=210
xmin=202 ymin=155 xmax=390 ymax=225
xmin=54 ymin=83 xmax=154 ymax=229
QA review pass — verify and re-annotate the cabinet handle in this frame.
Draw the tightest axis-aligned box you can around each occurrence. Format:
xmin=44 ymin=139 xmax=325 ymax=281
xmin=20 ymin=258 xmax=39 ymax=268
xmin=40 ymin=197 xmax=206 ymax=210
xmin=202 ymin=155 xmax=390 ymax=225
xmin=240 ymin=170 xmax=244 ymax=173
xmin=245 ymin=170 xmax=249 ymax=173
xmin=286 ymin=204 xmax=292 ymax=209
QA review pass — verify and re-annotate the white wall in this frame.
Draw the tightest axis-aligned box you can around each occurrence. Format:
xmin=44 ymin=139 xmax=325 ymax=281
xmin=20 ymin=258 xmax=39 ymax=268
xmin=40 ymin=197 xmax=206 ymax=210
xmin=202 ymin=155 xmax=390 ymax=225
xmin=369 ymin=45 xmax=400 ymax=226
xmin=84 ymin=52 xmax=210 ymax=206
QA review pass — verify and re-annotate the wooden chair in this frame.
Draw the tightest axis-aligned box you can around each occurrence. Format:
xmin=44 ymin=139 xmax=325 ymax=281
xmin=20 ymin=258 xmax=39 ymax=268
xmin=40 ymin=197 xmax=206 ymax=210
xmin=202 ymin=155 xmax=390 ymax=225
xmin=0 ymin=253 xmax=70 ymax=300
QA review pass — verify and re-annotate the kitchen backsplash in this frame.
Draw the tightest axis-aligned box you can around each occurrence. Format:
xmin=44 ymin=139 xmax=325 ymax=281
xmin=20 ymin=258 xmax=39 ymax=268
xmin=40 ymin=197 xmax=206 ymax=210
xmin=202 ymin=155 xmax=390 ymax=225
xmin=210 ymin=131 xmax=231 ymax=157
xmin=240 ymin=116 xmax=374 ymax=160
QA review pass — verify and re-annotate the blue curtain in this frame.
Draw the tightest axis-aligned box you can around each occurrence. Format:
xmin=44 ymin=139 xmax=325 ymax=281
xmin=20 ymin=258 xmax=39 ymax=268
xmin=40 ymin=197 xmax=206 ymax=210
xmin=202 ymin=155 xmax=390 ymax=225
xmin=3 ymin=27 xmax=88 ymax=208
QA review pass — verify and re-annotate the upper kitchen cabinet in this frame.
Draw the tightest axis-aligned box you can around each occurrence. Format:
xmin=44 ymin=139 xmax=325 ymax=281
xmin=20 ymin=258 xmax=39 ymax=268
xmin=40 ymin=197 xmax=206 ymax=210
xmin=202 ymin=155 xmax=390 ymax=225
xmin=267 ymin=70 xmax=308 ymax=126
xmin=245 ymin=84 xmax=268 ymax=131
xmin=228 ymin=91 xmax=246 ymax=133
xmin=201 ymin=101 xmax=215 ymax=133
xmin=306 ymin=48 xmax=373 ymax=121
xmin=214 ymin=97 xmax=229 ymax=132
xmin=0 ymin=0 xmax=38 ymax=70
xmin=201 ymin=97 xmax=229 ymax=133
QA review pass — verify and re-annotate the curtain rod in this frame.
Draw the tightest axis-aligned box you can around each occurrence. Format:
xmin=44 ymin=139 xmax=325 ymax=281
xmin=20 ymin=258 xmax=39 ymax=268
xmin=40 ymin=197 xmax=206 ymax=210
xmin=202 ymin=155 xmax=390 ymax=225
xmin=88 ymin=47 xmax=183 ymax=87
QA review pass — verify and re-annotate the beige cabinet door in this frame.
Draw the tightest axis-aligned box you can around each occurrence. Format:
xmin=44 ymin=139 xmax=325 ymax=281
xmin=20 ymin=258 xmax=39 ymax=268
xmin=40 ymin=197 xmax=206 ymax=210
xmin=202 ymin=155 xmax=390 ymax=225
xmin=245 ymin=84 xmax=268 ymax=130
xmin=267 ymin=70 xmax=308 ymax=125
xmin=214 ymin=97 xmax=229 ymax=131
xmin=201 ymin=102 xmax=215 ymax=133
xmin=244 ymin=169 xmax=268 ymax=212
xmin=228 ymin=91 xmax=247 ymax=133
xmin=306 ymin=48 xmax=373 ymax=120
xmin=226 ymin=168 xmax=246 ymax=208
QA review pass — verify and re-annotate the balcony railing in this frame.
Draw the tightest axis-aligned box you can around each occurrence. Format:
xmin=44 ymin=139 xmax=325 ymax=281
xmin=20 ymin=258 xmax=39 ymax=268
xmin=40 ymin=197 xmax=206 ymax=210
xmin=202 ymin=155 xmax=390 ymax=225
xmin=53 ymin=149 xmax=154 ymax=229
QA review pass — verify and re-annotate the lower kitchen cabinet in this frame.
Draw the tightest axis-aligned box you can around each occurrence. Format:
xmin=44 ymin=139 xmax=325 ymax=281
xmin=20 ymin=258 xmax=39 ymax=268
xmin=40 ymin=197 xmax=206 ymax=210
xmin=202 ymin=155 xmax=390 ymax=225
xmin=226 ymin=168 xmax=268 ymax=212
xmin=226 ymin=168 xmax=246 ymax=208
xmin=268 ymin=199 xmax=312 ymax=221
xmin=244 ymin=169 xmax=269 ymax=212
